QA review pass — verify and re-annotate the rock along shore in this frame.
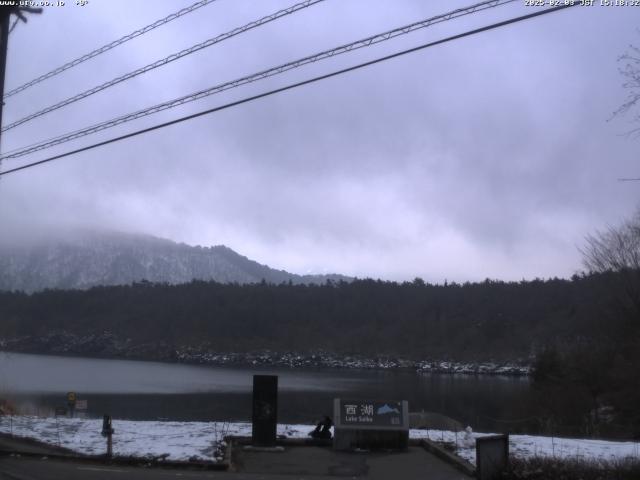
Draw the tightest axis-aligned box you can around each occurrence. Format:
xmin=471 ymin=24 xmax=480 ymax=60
xmin=0 ymin=331 xmax=530 ymax=376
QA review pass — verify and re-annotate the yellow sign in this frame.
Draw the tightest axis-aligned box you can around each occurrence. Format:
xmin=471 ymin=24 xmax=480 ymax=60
xmin=67 ymin=392 xmax=76 ymax=403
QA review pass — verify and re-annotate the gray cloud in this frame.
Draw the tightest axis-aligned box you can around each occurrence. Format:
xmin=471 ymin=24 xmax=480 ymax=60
xmin=1 ymin=0 xmax=639 ymax=282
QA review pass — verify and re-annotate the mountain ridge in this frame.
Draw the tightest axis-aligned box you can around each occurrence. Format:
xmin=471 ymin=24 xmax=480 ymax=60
xmin=0 ymin=229 xmax=351 ymax=292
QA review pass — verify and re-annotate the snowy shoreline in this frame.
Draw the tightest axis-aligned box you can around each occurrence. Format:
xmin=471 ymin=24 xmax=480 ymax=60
xmin=177 ymin=349 xmax=531 ymax=376
xmin=0 ymin=416 xmax=638 ymax=466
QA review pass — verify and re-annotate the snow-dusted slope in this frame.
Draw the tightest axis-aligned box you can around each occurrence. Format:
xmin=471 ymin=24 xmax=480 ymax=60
xmin=0 ymin=230 xmax=349 ymax=292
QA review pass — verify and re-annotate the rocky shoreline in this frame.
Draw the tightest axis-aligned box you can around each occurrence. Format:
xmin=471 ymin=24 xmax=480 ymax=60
xmin=0 ymin=331 xmax=531 ymax=376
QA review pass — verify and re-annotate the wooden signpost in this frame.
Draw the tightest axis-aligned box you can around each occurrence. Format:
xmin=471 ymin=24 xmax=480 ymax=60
xmin=101 ymin=414 xmax=114 ymax=458
xmin=67 ymin=392 xmax=76 ymax=418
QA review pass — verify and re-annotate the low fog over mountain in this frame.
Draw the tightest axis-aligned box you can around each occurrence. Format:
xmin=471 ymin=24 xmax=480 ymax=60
xmin=0 ymin=230 xmax=350 ymax=292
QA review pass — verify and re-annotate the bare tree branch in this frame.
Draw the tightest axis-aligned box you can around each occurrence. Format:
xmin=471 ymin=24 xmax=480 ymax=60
xmin=611 ymin=36 xmax=640 ymax=122
xmin=581 ymin=211 xmax=640 ymax=326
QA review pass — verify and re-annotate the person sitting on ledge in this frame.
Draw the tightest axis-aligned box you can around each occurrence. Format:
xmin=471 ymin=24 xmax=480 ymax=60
xmin=309 ymin=416 xmax=333 ymax=439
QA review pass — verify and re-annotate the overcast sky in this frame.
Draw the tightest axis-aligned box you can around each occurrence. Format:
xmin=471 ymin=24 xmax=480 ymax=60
xmin=0 ymin=0 xmax=638 ymax=282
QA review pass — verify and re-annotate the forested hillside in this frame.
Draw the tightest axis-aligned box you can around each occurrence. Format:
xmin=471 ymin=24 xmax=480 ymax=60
xmin=0 ymin=275 xmax=613 ymax=361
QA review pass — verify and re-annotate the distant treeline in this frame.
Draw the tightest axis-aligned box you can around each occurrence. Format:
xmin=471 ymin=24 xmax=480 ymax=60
xmin=0 ymin=274 xmax=616 ymax=361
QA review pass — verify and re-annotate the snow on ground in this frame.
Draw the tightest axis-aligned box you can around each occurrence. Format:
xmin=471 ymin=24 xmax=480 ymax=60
xmin=1 ymin=415 xmax=639 ymax=465
xmin=0 ymin=416 xmax=311 ymax=462
xmin=409 ymin=429 xmax=640 ymax=466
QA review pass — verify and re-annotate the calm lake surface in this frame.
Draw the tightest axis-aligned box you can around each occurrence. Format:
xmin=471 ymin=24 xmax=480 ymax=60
xmin=0 ymin=352 xmax=532 ymax=431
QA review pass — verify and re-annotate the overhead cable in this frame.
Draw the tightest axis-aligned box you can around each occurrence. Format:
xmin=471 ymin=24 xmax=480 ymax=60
xmin=1 ymin=0 xmax=516 ymax=160
xmin=2 ymin=0 xmax=325 ymax=132
xmin=3 ymin=0 xmax=219 ymax=99
xmin=0 ymin=4 xmax=579 ymax=178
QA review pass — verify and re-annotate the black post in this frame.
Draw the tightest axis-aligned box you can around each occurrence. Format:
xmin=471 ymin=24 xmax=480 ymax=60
xmin=101 ymin=414 xmax=114 ymax=458
xmin=476 ymin=434 xmax=509 ymax=480
xmin=252 ymin=375 xmax=278 ymax=447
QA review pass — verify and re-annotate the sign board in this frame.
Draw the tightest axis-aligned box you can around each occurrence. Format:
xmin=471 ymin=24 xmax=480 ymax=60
xmin=67 ymin=392 xmax=76 ymax=405
xmin=338 ymin=399 xmax=405 ymax=427
xmin=333 ymin=398 xmax=409 ymax=451
xmin=75 ymin=400 xmax=88 ymax=410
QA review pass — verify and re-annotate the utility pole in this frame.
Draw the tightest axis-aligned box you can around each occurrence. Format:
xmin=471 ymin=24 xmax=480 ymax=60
xmin=0 ymin=7 xmax=12 ymax=152
xmin=0 ymin=3 xmax=42 ymax=153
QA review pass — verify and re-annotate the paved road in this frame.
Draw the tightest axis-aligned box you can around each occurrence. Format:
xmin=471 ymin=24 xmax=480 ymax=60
xmin=1 ymin=456 xmax=313 ymax=480
xmin=0 ymin=435 xmax=471 ymax=479
xmin=0 ymin=450 xmax=470 ymax=480
xmin=0 ymin=435 xmax=74 ymax=456
xmin=235 ymin=446 xmax=470 ymax=480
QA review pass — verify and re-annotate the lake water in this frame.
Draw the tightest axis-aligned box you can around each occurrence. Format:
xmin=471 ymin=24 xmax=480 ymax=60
xmin=0 ymin=352 xmax=532 ymax=431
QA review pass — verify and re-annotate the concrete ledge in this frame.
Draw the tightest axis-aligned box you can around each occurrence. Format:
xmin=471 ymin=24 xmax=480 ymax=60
xmin=420 ymin=439 xmax=476 ymax=477
xmin=334 ymin=428 xmax=409 ymax=451
xmin=242 ymin=445 xmax=285 ymax=452
xmin=226 ymin=435 xmax=335 ymax=472
xmin=226 ymin=435 xmax=331 ymax=448
xmin=230 ymin=436 xmax=473 ymax=478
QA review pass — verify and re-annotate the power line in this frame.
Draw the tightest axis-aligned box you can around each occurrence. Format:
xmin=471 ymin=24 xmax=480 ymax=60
xmin=3 ymin=0 xmax=219 ymax=100
xmin=0 ymin=0 xmax=517 ymax=161
xmin=0 ymin=4 xmax=578 ymax=178
xmin=2 ymin=0 xmax=326 ymax=132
